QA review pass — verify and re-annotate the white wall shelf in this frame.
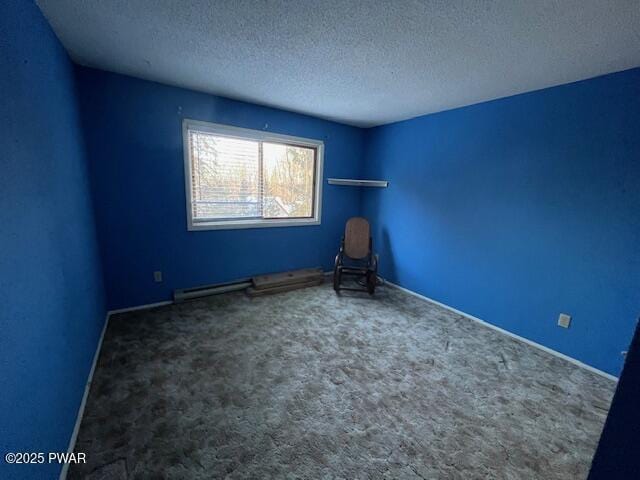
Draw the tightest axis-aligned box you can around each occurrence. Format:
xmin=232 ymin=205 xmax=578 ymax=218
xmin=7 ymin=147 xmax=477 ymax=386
xmin=327 ymin=178 xmax=388 ymax=188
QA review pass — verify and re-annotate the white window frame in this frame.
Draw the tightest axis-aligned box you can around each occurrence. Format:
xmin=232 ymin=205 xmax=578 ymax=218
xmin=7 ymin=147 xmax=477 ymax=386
xmin=183 ymin=119 xmax=324 ymax=231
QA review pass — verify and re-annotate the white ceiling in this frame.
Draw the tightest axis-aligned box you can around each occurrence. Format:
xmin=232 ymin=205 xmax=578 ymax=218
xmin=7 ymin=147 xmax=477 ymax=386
xmin=37 ymin=0 xmax=640 ymax=127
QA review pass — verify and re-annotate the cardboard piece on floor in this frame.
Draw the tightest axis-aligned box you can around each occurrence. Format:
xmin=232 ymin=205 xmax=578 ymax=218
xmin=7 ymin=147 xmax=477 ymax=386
xmin=252 ymin=267 xmax=323 ymax=290
xmin=247 ymin=278 xmax=323 ymax=297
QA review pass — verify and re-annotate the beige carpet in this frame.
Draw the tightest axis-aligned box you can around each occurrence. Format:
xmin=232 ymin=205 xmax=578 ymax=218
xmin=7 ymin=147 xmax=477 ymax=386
xmin=70 ymin=282 xmax=614 ymax=479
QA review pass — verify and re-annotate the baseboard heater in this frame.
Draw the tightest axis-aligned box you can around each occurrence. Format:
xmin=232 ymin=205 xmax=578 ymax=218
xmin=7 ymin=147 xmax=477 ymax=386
xmin=173 ymin=278 xmax=251 ymax=303
xmin=174 ymin=267 xmax=325 ymax=302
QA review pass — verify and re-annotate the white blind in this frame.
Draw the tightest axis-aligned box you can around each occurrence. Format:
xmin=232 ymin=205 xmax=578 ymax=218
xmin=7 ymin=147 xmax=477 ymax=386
xmin=188 ymin=129 xmax=316 ymax=222
xmin=189 ymin=131 xmax=261 ymax=220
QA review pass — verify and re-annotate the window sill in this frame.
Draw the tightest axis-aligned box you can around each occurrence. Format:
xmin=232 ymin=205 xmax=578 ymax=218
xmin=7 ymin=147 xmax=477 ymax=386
xmin=188 ymin=217 xmax=321 ymax=231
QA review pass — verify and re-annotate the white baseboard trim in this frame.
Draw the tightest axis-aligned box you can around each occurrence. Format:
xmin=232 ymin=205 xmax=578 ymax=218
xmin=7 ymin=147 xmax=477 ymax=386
xmin=108 ymin=300 xmax=173 ymax=316
xmin=59 ymin=311 xmax=110 ymax=480
xmin=384 ymin=280 xmax=618 ymax=382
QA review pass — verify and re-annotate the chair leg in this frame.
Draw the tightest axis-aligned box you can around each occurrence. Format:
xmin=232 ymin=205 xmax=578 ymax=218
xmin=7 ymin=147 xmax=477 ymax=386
xmin=366 ymin=270 xmax=376 ymax=295
xmin=333 ymin=266 xmax=342 ymax=292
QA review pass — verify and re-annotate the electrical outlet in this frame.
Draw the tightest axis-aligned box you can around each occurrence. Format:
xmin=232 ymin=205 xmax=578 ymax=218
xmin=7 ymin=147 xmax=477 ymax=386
xmin=153 ymin=271 xmax=163 ymax=283
xmin=558 ymin=313 xmax=571 ymax=328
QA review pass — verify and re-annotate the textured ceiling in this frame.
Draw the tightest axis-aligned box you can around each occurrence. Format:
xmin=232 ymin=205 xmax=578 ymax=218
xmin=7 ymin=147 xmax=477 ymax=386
xmin=37 ymin=0 xmax=640 ymax=127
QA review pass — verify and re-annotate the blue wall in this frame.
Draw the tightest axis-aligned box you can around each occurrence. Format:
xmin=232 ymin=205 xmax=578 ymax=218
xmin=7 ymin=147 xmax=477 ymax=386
xmin=3 ymin=4 xmax=637 ymax=477
xmin=362 ymin=68 xmax=640 ymax=376
xmin=77 ymin=65 xmax=639 ymax=375
xmin=0 ymin=1 xmax=106 ymax=479
xmin=589 ymin=318 xmax=640 ymax=478
xmin=76 ymin=67 xmax=366 ymax=310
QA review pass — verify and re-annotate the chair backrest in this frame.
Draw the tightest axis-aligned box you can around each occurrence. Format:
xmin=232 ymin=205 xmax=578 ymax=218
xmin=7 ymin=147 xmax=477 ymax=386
xmin=344 ymin=217 xmax=370 ymax=259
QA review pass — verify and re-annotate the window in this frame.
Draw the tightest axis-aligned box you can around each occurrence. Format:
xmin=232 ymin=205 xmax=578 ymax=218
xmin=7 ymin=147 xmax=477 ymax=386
xmin=183 ymin=119 xmax=323 ymax=230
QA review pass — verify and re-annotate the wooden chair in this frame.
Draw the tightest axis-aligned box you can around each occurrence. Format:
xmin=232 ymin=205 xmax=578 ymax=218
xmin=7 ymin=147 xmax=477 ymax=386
xmin=333 ymin=217 xmax=379 ymax=294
